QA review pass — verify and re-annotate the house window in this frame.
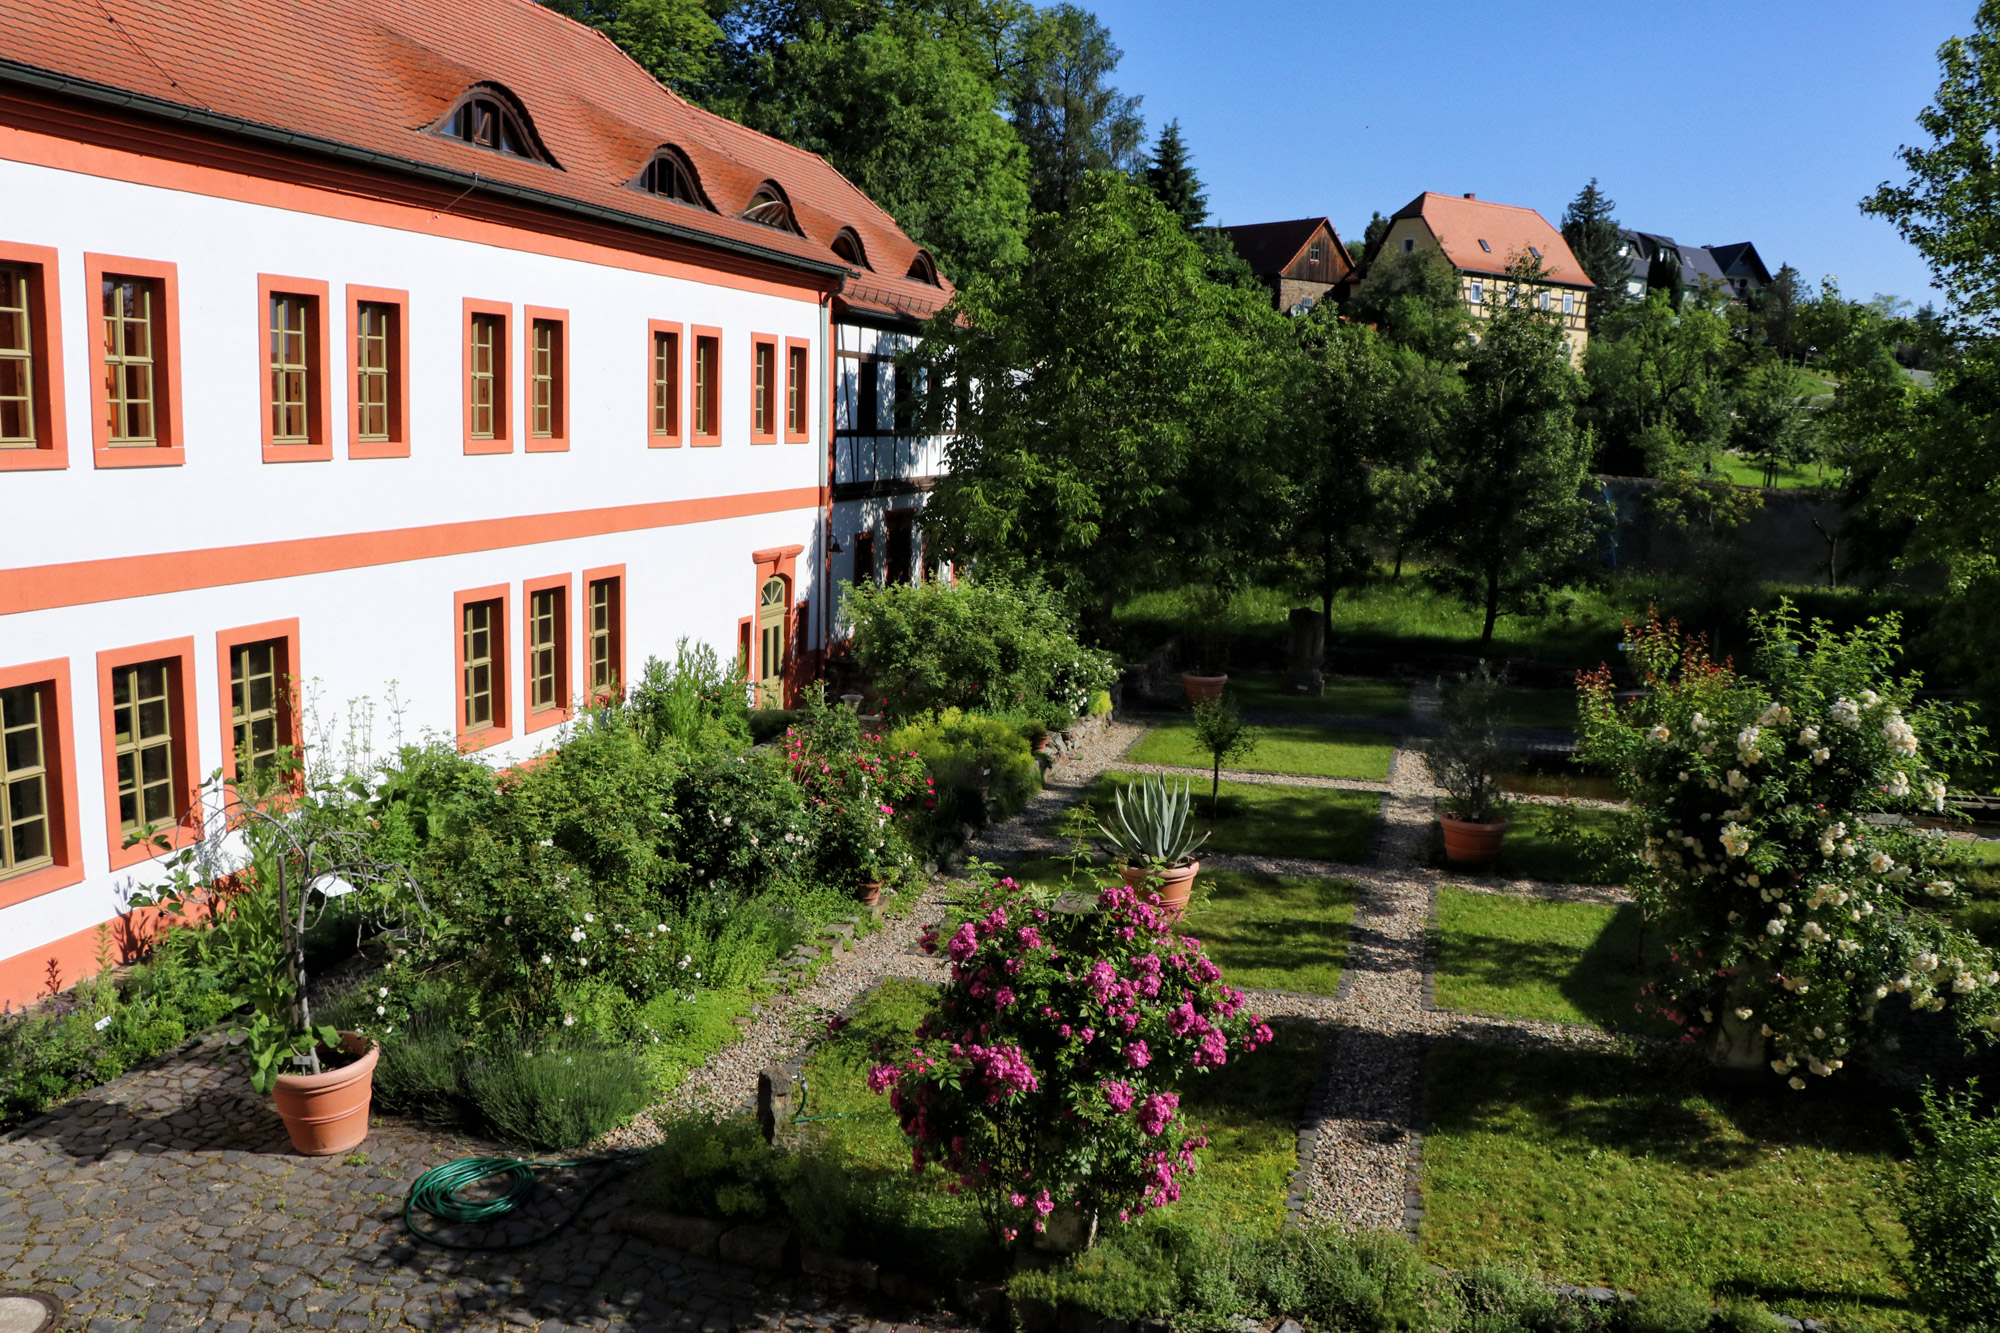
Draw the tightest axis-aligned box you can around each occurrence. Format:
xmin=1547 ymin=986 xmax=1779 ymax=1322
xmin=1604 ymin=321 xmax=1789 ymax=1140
xmin=831 ymin=229 xmax=868 ymax=268
xmin=464 ymin=302 xmax=511 ymax=451
xmin=530 ymin=317 xmax=562 ymax=439
xmin=440 ymin=91 xmax=542 ymax=161
xmin=885 ymin=512 xmax=913 ymax=586
xmin=1538 ymin=290 xmax=1551 ymax=312
xmin=268 ymin=294 xmax=311 ymax=444
xmin=857 ymin=360 xmax=880 ymax=434
xmin=1308 ymin=243 xmax=1322 ymax=262
xmin=462 ymin=599 xmax=501 ymax=732
xmin=529 ymin=584 xmax=565 ymax=713
xmin=786 ymin=341 xmax=809 ymax=441
xmin=639 ymin=148 xmax=702 ymax=206
xmin=1401 ymin=238 xmax=1415 ymax=254
xmin=1 ymin=682 xmax=52 ymax=878
xmin=652 ymin=326 xmax=680 ymax=439
xmin=0 ymin=266 xmax=35 ymax=447
xmin=852 ymin=531 xmax=875 ymax=586
xmin=356 ymin=303 xmax=394 ymax=442
xmin=102 ymin=275 xmax=159 ymax=445
xmin=892 ymin=365 xmax=914 ymax=434
xmin=741 ymin=182 xmax=798 ymax=233
xmin=752 ymin=337 xmax=777 ymax=442
xmin=110 ymin=658 xmax=179 ymax=837
xmin=693 ymin=331 xmax=719 ymax=440
xmin=1469 ymin=281 xmax=1484 ymax=304
xmin=587 ymin=574 xmax=622 ymax=699
xmin=229 ymin=638 xmax=286 ymax=775
xmin=1477 ymin=239 xmax=1491 ymax=253
xmin=1528 ymin=246 xmax=1541 ymax=260
xmin=1563 ymin=292 xmax=1575 ymax=316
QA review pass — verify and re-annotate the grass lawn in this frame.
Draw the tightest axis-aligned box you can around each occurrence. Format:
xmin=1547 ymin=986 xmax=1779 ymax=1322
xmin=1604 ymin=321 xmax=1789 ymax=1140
xmin=1126 ymin=721 xmax=1394 ymax=781
xmin=1186 ymin=871 xmax=1357 ymax=995
xmin=1225 ymin=671 xmax=1409 ymax=719
xmin=1713 ymin=453 xmax=1837 ymax=491
xmin=1092 ymin=772 xmax=1381 ymax=864
xmin=1466 ymin=801 xmax=1627 ymax=885
xmin=1482 ymin=686 xmax=1580 ymax=732
xmin=1421 ymin=1041 xmax=1915 ymax=1328
xmin=1431 ymin=888 xmax=1669 ymax=1034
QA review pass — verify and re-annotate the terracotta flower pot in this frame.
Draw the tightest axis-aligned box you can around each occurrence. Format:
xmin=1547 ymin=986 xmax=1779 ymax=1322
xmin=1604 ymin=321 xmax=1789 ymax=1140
xmin=857 ymin=880 xmax=884 ymax=908
xmin=270 ymin=1031 xmax=377 ymax=1156
xmin=1180 ymin=672 xmax=1228 ymax=705
xmin=1121 ymin=860 xmax=1200 ymax=916
xmin=1439 ymin=814 xmax=1509 ymax=869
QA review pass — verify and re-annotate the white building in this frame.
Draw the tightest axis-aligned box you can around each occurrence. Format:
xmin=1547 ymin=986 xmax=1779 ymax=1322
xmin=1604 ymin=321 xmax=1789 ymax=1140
xmin=0 ymin=0 xmax=954 ymax=1007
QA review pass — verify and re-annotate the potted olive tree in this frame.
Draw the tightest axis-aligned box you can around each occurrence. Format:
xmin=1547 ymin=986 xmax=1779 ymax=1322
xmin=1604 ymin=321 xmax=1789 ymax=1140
xmin=134 ymin=759 xmax=421 ymax=1155
xmin=1099 ymin=774 xmax=1209 ymax=914
xmin=1421 ymin=666 xmax=1513 ymax=868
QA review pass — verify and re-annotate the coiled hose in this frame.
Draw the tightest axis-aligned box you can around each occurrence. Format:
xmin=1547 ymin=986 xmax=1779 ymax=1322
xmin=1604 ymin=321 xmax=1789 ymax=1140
xmin=403 ymin=1151 xmax=644 ymax=1250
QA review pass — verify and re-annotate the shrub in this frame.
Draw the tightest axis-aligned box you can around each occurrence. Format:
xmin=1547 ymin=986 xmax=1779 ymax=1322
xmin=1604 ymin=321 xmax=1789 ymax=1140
xmin=462 ymin=1038 xmax=652 ymax=1149
xmin=869 ymin=862 xmax=1273 ymax=1238
xmin=1625 ymin=1285 xmax=1711 ymax=1333
xmin=630 ymin=639 xmax=751 ymax=753
xmin=845 ymin=576 xmax=1117 ymax=723
xmin=783 ymin=693 xmax=931 ymax=888
xmin=1889 ymin=1081 xmax=2000 ymax=1332
xmin=887 ymin=708 xmax=1041 ymax=839
xmin=1578 ymin=603 xmax=1999 ymax=1083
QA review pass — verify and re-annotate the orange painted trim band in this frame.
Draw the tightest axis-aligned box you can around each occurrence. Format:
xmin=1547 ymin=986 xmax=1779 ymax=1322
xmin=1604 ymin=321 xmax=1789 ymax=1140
xmin=345 ymin=284 xmax=412 ymax=459
xmin=0 ymin=485 xmax=822 ymax=615
xmin=84 ymin=252 xmax=186 ymax=469
xmin=0 ymin=240 xmax=69 ymax=472
xmin=95 ymin=636 xmax=201 ymax=872
xmin=0 ymin=657 xmax=85 ymax=911
xmin=256 ymin=274 xmax=334 ymax=464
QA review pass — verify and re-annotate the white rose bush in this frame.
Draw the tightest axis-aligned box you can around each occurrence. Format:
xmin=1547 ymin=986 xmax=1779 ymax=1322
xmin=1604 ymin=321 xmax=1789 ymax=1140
xmin=1578 ymin=603 xmax=1999 ymax=1087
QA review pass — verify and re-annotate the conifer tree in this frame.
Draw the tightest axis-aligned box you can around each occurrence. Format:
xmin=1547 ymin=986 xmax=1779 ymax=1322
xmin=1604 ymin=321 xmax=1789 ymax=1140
xmin=1560 ymin=178 xmax=1625 ymax=334
xmin=1142 ymin=119 xmax=1207 ymax=230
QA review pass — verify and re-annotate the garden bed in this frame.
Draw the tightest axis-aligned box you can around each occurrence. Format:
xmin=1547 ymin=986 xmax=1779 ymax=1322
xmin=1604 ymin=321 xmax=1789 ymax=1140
xmin=1189 ymin=872 xmax=1357 ymax=996
xmin=1420 ymin=1040 xmax=1917 ymax=1329
xmin=1429 ymin=801 xmax=1625 ymax=885
xmin=1126 ymin=722 xmax=1394 ymax=781
xmin=1430 ymin=888 xmax=1668 ymax=1034
xmin=1089 ymin=773 xmax=1381 ymax=864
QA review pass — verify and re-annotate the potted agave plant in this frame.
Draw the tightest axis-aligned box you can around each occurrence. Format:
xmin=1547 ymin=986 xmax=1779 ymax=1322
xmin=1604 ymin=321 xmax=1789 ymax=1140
xmin=1098 ymin=774 xmax=1209 ymax=914
xmin=135 ymin=759 xmax=421 ymax=1155
xmin=1421 ymin=665 xmax=1513 ymax=869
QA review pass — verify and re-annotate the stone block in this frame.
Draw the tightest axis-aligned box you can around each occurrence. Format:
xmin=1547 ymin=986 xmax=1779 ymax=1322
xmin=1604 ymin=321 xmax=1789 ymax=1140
xmin=617 ymin=1210 xmax=727 ymax=1259
xmin=798 ymin=1248 xmax=877 ymax=1290
xmin=718 ymin=1224 xmax=797 ymax=1273
xmin=876 ymin=1271 xmax=940 ymax=1306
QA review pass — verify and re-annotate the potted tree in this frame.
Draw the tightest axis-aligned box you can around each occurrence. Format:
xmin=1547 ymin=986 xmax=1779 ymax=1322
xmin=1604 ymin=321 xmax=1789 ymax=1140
xmin=136 ymin=759 xmax=421 ymax=1155
xmin=1098 ymin=774 xmax=1208 ymax=914
xmin=1179 ymin=586 xmax=1230 ymax=705
xmin=1190 ymin=696 xmax=1257 ymax=815
xmin=1421 ymin=666 xmax=1513 ymax=869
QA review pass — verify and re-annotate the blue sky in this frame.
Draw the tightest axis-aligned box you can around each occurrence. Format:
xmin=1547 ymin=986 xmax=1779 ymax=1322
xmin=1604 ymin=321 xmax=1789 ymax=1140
xmin=1085 ymin=0 xmax=1971 ymax=307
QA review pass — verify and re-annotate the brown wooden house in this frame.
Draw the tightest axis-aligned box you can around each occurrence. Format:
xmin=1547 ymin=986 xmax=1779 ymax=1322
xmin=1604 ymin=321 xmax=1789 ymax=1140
xmin=1215 ymin=217 xmax=1355 ymax=314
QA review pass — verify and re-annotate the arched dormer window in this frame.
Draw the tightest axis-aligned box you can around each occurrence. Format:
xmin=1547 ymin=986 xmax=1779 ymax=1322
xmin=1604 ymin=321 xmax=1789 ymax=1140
xmin=633 ymin=146 xmax=708 ymax=208
xmin=432 ymin=84 xmax=555 ymax=166
xmin=740 ymin=181 xmax=801 ymax=234
xmin=906 ymin=249 xmax=940 ymax=286
xmin=831 ymin=227 xmax=870 ymax=270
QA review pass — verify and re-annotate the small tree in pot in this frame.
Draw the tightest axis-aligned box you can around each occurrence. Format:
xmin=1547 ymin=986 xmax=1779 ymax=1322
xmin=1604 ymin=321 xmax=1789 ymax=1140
xmin=1098 ymin=775 xmax=1208 ymax=915
xmin=1190 ymin=696 xmax=1257 ymax=815
xmin=1422 ymin=664 xmax=1513 ymax=868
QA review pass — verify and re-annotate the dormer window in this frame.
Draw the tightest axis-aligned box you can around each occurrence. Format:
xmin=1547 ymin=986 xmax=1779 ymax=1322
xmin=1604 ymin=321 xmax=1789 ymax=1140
xmin=635 ymin=147 xmax=706 ymax=207
xmin=907 ymin=250 xmax=939 ymax=286
xmin=432 ymin=85 xmax=553 ymax=165
xmin=831 ymin=228 xmax=870 ymax=269
xmin=740 ymin=182 xmax=800 ymax=234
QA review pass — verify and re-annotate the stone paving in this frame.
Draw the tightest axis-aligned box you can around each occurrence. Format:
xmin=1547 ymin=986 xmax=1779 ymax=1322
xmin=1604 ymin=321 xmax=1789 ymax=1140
xmin=0 ymin=695 xmax=1627 ymax=1329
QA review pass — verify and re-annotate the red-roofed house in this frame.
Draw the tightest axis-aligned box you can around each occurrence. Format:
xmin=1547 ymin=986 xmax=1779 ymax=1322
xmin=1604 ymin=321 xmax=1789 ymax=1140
xmin=1378 ymin=193 xmax=1593 ymax=363
xmin=1215 ymin=218 xmax=1355 ymax=314
xmin=0 ymin=0 xmax=956 ymax=1004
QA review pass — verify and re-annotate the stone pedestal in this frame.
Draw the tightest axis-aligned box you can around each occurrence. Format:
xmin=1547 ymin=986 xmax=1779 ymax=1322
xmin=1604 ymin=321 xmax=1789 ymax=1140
xmin=1286 ymin=608 xmax=1326 ymax=695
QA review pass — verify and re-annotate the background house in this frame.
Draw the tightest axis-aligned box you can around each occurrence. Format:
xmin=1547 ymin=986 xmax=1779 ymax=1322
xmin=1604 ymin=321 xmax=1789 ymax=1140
xmin=1215 ymin=217 xmax=1355 ymax=314
xmin=1706 ymin=242 xmax=1774 ymax=301
xmin=1618 ymin=231 xmax=1767 ymax=304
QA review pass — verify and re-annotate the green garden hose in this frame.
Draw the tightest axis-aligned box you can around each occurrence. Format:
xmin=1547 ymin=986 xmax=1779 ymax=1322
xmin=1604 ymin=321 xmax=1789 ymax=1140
xmin=403 ymin=1151 xmax=644 ymax=1250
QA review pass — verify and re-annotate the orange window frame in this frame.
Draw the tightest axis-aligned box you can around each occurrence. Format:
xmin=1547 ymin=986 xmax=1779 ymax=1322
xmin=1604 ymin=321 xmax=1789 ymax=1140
xmin=95 ymin=637 xmax=200 ymax=871
xmin=257 ymin=274 xmax=333 ymax=463
xmin=784 ymin=337 xmax=811 ymax=443
xmin=462 ymin=298 xmax=512 ymax=455
xmin=346 ymin=283 xmax=410 ymax=459
xmin=0 ymin=658 xmax=84 ymax=908
xmin=691 ymin=325 xmax=721 ymax=446
xmin=213 ymin=618 xmax=301 ymax=786
xmin=454 ymin=584 xmax=513 ymax=750
xmin=582 ymin=564 xmax=627 ymax=705
xmin=524 ymin=305 xmax=569 ymax=453
xmin=750 ymin=333 xmax=779 ymax=445
xmin=647 ymin=319 xmax=683 ymax=447
xmin=85 ymin=252 xmax=184 ymax=469
xmin=0 ymin=241 xmax=69 ymax=472
xmin=523 ymin=572 xmax=573 ymax=733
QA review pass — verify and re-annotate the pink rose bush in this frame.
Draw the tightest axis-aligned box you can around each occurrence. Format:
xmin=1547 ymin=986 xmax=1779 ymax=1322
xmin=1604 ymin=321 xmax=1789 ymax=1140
xmin=868 ymin=860 xmax=1272 ymax=1235
xmin=1580 ymin=606 xmax=1999 ymax=1086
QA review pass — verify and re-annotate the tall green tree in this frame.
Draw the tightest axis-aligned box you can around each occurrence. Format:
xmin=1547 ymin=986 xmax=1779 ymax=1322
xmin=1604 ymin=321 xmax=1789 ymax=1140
xmin=1745 ymin=262 xmax=1809 ymax=360
xmin=1583 ymin=287 xmax=1738 ymax=476
xmin=1559 ymin=178 xmax=1624 ymax=335
xmin=1142 ymin=119 xmax=1207 ymax=229
xmin=1730 ymin=357 xmax=1823 ymax=487
xmin=1865 ymin=0 xmax=2000 ymax=335
xmin=542 ymin=0 xmax=727 ymax=97
xmin=1357 ymin=211 xmax=1392 ymax=268
xmin=1008 ymin=5 xmax=1146 ymax=214
xmin=1434 ymin=259 xmax=1599 ymax=648
xmin=1343 ymin=247 xmax=1471 ymax=363
xmin=913 ymin=173 xmax=1285 ymax=631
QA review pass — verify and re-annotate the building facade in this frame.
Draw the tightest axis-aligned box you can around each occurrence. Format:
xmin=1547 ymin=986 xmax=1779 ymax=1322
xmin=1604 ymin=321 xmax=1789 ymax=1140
xmin=0 ymin=0 xmax=951 ymax=1005
xmin=1214 ymin=218 xmax=1355 ymax=315
xmin=1375 ymin=193 xmax=1593 ymax=365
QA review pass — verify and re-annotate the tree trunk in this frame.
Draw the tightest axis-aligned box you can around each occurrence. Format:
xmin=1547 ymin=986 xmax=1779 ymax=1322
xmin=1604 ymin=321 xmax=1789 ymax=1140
xmin=1211 ymin=758 xmax=1222 ymax=816
xmin=1480 ymin=567 xmax=1501 ymax=651
xmin=1392 ymin=540 xmax=1404 ymax=581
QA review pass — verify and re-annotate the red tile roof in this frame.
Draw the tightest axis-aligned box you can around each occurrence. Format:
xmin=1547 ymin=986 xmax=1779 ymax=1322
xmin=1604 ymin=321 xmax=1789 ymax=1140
xmin=0 ymin=0 xmax=952 ymax=320
xmin=1391 ymin=193 xmax=1592 ymax=288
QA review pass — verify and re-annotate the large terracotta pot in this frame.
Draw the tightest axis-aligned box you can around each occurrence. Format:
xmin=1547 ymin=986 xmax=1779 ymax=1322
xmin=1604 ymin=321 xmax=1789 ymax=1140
xmin=1121 ymin=860 xmax=1200 ymax=916
xmin=1439 ymin=814 xmax=1509 ymax=869
xmin=857 ymin=880 xmax=884 ymax=908
xmin=271 ymin=1031 xmax=377 ymax=1156
xmin=1180 ymin=673 xmax=1227 ymax=705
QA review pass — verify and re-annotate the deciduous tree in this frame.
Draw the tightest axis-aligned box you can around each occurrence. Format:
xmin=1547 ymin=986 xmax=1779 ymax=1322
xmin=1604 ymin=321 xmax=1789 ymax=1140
xmin=1008 ymin=4 xmax=1146 ymax=214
